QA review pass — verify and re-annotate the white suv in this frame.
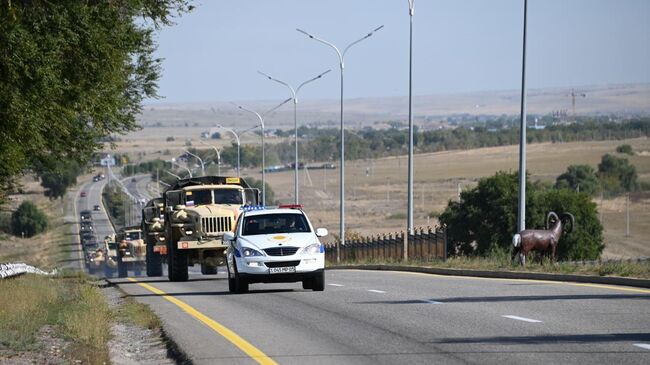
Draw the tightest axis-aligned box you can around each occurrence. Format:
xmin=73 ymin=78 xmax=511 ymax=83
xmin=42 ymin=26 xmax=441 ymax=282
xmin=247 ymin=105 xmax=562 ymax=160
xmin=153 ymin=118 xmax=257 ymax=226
xmin=224 ymin=205 xmax=328 ymax=293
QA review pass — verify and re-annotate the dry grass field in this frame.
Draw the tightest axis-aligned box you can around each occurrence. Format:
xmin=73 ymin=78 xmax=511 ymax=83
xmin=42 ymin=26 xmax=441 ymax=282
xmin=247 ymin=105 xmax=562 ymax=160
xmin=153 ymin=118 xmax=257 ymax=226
xmin=110 ymin=126 xmax=650 ymax=259
xmin=253 ymin=138 xmax=650 ymax=259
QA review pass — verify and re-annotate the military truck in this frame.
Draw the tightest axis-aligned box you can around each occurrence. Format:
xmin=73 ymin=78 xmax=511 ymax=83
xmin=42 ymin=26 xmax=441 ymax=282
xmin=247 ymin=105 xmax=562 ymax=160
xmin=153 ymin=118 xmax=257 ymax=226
xmin=116 ymin=226 xmax=146 ymax=278
xmin=163 ymin=176 xmax=259 ymax=282
xmin=141 ymin=197 xmax=166 ymax=277
xmin=101 ymin=234 xmax=118 ymax=277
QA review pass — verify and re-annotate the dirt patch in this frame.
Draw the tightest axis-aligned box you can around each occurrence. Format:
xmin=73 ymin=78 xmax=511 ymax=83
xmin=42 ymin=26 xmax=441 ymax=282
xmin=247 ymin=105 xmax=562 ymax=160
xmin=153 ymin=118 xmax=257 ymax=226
xmin=0 ymin=326 xmax=69 ymax=365
xmin=103 ymin=285 xmax=175 ymax=365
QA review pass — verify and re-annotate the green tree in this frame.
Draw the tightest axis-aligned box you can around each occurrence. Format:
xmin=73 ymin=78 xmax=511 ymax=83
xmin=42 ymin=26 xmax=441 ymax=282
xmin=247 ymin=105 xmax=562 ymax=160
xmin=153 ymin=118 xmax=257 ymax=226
xmin=555 ymin=165 xmax=599 ymax=196
xmin=597 ymin=154 xmax=638 ymax=193
xmin=11 ymin=201 xmax=48 ymax=237
xmin=39 ymin=160 xmax=82 ymax=199
xmin=439 ymin=171 xmax=603 ymax=260
xmin=0 ymin=1 xmax=192 ymax=200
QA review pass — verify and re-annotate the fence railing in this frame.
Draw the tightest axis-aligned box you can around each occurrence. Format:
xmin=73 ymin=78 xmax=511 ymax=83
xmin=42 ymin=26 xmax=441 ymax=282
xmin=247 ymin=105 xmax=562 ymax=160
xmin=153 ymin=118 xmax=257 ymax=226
xmin=325 ymin=226 xmax=447 ymax=263
xmin=0 ymin=263 xmax=58 ymax=279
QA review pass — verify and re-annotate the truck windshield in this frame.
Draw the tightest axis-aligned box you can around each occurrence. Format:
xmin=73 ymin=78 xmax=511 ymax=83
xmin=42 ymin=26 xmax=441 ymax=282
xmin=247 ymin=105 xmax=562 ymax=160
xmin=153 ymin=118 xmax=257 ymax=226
xmin=125 ymin=231 xmax=141 ymax=240
xmin=242 ymin=213 xmax=310 ymax=236
xmin=186 ymin=190 xmax=212 ymax=206
xmin=214 ymin=189 xmax=242 ymax=205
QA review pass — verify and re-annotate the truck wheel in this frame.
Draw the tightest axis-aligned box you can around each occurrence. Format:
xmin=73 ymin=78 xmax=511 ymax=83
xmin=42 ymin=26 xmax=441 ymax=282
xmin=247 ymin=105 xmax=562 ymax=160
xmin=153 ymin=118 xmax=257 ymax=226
xmin=117 ymin=254 xmax=127 ymax=278
xmin=201 ymin=263 xmax=218 ymax=275
xmin=302 ymin=280 xmax=313 ymax=290
xmin=311 ymin=271 xmax=325 ymax=292
xmin=146 ymin=244 xmax=163 ymax=277
xmin=168 ymin=241 xmax=188 ymax=282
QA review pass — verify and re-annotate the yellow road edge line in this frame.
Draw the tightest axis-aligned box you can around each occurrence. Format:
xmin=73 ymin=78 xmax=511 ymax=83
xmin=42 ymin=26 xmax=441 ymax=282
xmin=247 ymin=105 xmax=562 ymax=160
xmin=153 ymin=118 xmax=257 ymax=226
xmin=344 ymin=269 xmax=650 ymax=294
xmin=127 ymin=278 xmax=278 ymax=365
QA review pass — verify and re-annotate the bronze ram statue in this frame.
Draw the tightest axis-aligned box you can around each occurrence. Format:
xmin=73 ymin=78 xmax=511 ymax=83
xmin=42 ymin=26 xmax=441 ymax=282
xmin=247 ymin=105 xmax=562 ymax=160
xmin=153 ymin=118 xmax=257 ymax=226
xmin=512 ymin=212 xmax=574 ymax=266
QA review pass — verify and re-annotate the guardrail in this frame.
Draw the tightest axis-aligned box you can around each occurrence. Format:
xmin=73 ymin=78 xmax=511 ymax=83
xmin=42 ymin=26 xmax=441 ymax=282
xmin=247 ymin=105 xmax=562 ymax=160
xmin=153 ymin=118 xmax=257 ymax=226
xmin=0 ymin=263 xmax=58 ymax=279
xmin=325 ymin=226 xmax=447 ymax=263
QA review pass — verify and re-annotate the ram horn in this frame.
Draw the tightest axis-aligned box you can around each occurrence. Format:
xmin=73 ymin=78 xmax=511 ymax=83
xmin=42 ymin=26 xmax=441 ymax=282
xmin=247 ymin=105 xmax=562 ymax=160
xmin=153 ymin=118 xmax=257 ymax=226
xmin=561 ymin=212 xmax=575 ymax=234
xmin=546 ymin=212 xmax=559 ymax=230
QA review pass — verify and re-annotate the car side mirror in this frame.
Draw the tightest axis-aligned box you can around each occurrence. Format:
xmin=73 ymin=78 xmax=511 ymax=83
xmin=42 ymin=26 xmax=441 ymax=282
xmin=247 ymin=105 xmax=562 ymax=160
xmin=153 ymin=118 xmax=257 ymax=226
xmin=316 ymin=228 xmax=328 ymax=237
xmin=223 ymin=232 xmax=235 ymax=242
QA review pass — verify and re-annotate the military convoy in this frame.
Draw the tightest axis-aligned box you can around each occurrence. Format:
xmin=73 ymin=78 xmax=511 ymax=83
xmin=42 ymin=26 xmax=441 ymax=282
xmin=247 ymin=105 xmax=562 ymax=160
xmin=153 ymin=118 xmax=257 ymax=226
xmin=82 ymin=175 xmax=258 ymax=280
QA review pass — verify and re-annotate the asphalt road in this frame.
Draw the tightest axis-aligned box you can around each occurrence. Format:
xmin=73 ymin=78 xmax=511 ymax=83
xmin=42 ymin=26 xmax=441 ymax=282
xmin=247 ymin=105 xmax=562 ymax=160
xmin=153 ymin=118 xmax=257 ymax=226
xmin=72 ymin=173 xmax=650 ymax=364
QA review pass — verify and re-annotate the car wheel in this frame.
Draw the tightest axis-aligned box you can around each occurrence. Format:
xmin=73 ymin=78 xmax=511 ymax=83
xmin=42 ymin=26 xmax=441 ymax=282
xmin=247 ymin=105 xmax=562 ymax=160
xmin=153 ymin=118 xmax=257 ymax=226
xmin=311 ymin=271 xmax=325 ymax=292
xmin=302 ymin=280 xmax=313 ymax=290
xmin=233 ymin=261 xmax=248 ymax=294
xmin=227 ymin=265 xmax=236 ymax=293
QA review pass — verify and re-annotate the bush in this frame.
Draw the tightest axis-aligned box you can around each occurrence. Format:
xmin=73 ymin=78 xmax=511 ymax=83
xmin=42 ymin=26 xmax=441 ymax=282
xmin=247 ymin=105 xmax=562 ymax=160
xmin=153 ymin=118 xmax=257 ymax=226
xmin=439 ymin=171 xmax=603 ymax=260
xmin=555 ymin=164 xmax=599 ymax=196
xmin=11 ymin=201 xmax=48 ymax=237
xmin=598 ymin=154 xmax=638 ymax=192
xmin=616 ymin=144 xmax=633 ymax=155
xmin=0 ymin=212 xmax=11 ymax=233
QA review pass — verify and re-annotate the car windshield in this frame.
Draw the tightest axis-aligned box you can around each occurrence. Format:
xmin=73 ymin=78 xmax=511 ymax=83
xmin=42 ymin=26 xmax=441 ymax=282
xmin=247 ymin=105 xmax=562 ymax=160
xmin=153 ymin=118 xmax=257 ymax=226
xmin=214 ymin=189 xmax=242 ymax=205
xmin=108 ymin=242 xmax=117 ymax=250
xmin=186 ymin=190 xmax=212 ymax=206
xmin=242 ymin=213 xmax=311 ymax=236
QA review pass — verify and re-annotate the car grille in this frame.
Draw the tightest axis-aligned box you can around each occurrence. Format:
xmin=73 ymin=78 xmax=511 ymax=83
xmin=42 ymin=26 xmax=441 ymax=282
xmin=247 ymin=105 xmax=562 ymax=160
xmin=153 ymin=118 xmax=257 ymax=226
xmin=264 ymin=246 xmax=299 ymax=256
xmin=265 ymin=260 xmax=300 ymax=268
xmin=201 ymin=216 xmax=231 ymax=234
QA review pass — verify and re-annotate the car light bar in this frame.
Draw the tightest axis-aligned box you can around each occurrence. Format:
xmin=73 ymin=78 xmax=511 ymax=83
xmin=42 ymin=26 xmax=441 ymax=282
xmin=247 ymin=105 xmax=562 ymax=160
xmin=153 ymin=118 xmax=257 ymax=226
xmin=241 ymin=205 xmax=266 ymax=211
xmin=278 ymin=204 xmax=303 ymax=209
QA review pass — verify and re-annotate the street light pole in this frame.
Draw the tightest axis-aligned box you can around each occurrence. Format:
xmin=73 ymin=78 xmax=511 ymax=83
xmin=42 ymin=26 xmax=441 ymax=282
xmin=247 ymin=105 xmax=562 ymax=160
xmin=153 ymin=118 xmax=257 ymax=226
xmin=297 ymin=25 xmax=384 ymax=263
xmin=407 ymin=0 xmax=415 ymax=237
xmin=232 ymin=99 xmax=292 ymax=206
xmin=199 ymin=141 xmax=222 ymax=176
xmin=258 ymin=69 xmax=331 ymax=204
xmin=216 ymin=125 xmax=241 ymax=177
xmin=517 ymin=0 xmax=529 ymax=233
xmin=184 ymin=150 xmax=205 ymax=176
xmin=171 ymin=159 xmax=192 ymax=178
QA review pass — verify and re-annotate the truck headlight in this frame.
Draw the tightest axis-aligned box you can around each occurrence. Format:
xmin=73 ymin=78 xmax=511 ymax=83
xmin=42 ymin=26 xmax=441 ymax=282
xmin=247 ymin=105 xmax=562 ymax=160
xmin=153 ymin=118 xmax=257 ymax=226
xmin=301 ymin=243 xmax=322 ymax=255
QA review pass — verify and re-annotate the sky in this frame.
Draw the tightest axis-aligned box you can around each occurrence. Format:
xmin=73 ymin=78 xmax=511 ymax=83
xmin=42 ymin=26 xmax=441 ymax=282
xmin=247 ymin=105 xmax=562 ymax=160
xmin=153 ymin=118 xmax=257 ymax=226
xmin=147 ymin=0 xmax=650 ymax=104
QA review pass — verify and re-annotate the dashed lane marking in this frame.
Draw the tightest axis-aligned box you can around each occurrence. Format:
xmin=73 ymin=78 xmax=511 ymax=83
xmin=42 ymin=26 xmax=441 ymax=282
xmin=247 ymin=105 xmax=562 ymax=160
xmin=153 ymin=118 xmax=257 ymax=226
xmin=368 ymin=289 xmax=386 ymax=293
xmin=502 ymin=315 xmax=542 ymax=323
xmin=634 ymin=343 xmax=650 ymax=350
xmin=328 ymin=283 xmax=344 ymax=287
xmin=127 ymin=278 xmax=278 ymax=365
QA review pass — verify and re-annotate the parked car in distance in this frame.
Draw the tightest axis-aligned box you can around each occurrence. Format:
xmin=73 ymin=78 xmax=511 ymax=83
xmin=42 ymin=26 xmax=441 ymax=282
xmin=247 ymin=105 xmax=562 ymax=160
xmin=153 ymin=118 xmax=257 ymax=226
xmin=93 ymin=204 xmax=101 ymax=211
xmin=80 ymin=191 xmax=87 ymax=197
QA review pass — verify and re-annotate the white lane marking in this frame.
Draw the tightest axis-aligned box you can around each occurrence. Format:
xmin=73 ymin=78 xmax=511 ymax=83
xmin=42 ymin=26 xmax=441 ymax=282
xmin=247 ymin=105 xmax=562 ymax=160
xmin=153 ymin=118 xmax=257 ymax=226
xmin=368 ymin=289 xmax=386 ymax=294
xmin=328 ymin=283 xmax=344 ymax=287
xmin=634 ymin=343 xmax=650 ymax=350
xmin=502 ymin=315 xmax=542 ymax=323
xmin=421 ymin=299 xmax=443 ymax=304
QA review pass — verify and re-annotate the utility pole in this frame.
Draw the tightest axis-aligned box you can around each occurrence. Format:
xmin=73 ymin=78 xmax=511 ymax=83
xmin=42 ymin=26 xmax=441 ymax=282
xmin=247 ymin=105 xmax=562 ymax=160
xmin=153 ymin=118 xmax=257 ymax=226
xmin=517 ymin=0 xmax=529 ymax=233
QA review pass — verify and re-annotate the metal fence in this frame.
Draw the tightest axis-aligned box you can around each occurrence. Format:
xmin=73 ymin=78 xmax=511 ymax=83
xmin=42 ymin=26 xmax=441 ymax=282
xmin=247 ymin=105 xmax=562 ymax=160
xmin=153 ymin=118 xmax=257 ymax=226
xmin=0 ymin=263 xmax=58 ymax=279
xmin=325 ymin=226 xmax=447 ymax=263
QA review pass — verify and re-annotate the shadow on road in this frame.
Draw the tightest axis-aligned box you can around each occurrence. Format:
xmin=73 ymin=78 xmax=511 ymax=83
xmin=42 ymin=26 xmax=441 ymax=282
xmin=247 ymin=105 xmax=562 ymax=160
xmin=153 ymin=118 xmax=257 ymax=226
xmin=125 ymin=288 xmax=295 ymax=298
xmin=428 ymin=332 xmax=650 ymax=345
xmin=355 ymin=293 xmax=649 ymax=305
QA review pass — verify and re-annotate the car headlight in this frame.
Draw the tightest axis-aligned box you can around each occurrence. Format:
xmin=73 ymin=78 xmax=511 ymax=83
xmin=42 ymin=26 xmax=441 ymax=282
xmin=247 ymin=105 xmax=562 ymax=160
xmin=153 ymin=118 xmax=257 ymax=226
xmin=301 ymin=243 xmax=322 ymax=255
xmin=240 ymin=247 xmax=264 ymax=257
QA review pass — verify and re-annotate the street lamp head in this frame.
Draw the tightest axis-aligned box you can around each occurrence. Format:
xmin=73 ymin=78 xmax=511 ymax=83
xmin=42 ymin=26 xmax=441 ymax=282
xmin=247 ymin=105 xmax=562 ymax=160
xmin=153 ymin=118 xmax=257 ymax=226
xmin=296 ymin=28 xmax=314 ymax=38
xmin=370 ymin=25 xmax=385 ymax=36
xmin=257 ymin=70 xmax=273 ymax=80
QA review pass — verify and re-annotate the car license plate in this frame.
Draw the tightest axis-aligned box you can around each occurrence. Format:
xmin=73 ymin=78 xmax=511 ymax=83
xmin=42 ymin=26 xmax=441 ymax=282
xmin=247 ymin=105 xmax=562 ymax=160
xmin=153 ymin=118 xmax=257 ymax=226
xmin=269 ymin=266 xmax=296 ymax=274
